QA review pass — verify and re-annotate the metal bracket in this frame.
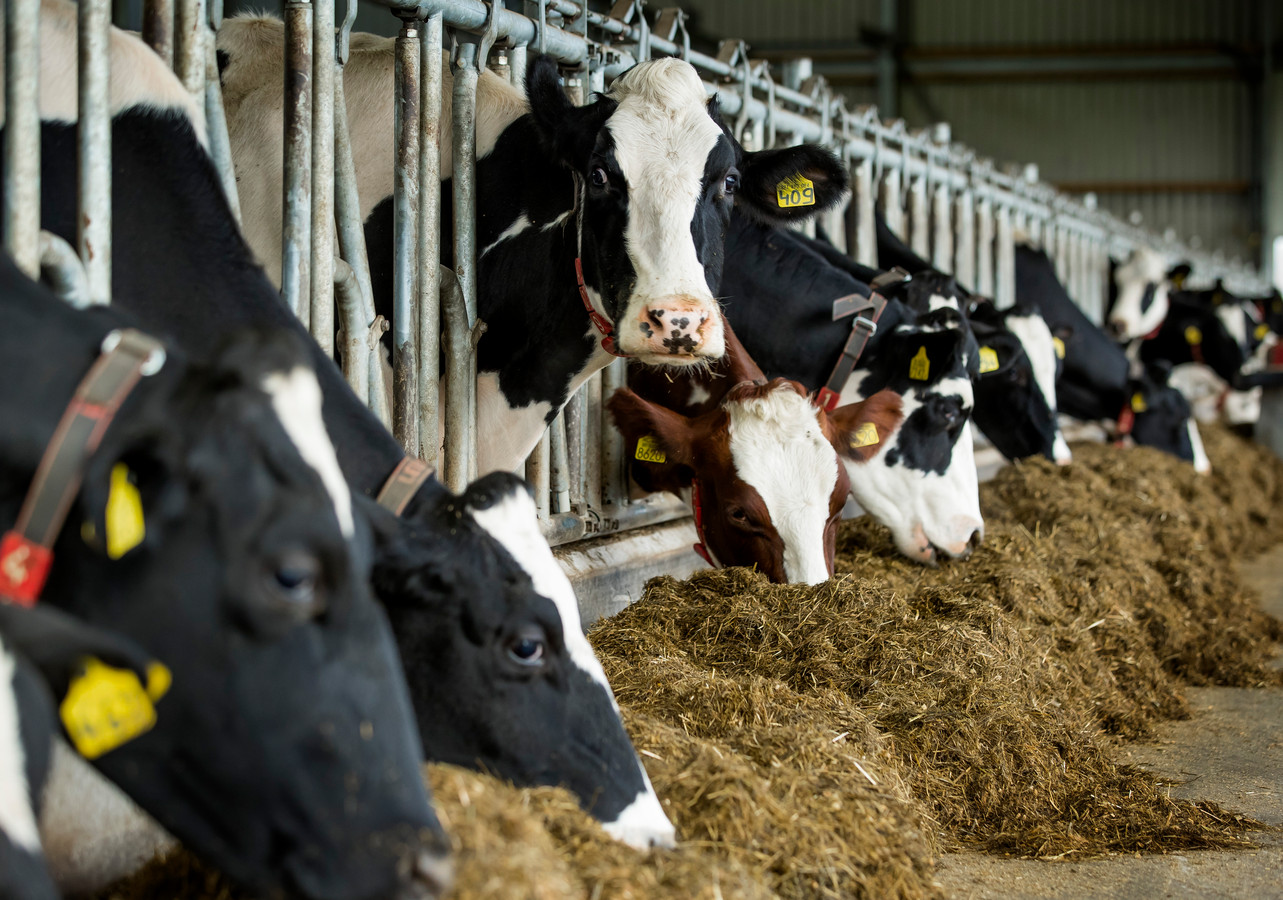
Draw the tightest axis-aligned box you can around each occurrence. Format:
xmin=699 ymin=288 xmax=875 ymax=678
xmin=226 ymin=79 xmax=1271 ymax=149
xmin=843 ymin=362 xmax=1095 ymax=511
xmin=455 ymin=0 xmax=502 ymax=69
xmin=653 ymin=7 xmax=690 ymax=59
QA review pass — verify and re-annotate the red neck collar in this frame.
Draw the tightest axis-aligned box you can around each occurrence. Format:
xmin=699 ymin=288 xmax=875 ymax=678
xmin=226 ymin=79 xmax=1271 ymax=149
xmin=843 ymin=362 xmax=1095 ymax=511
xmin=691 ymin=479 xmax=715 ymax=568
xmin=575 ymin=258 xmax=625 ymax=357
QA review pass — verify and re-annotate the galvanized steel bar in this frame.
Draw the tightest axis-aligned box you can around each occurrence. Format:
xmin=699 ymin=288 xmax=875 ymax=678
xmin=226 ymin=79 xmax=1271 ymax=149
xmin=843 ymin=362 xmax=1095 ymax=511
xmin=953 ymin=190 xmax=975 ymax=290
xmin=174 ymin=0 xmax=206 ymax=131
xmin=975 ymin=196 xmax=994 ymax=298
xmin=441 ymin=267 xmax=473 ymax=493
xmin=204 ymin=20 xmax=241 ymax=223
xmin=392 ymin=16 xmax=421 ymax=456
xmin=931 ymin=183 xmax=952 ymax=274
xmin=334 ymin=258 xmax=368 ymax=402
xmin=281 ymin=0 xmax=313 ymax=324
xmin=4 ymin=0 xmax=41 ymax=278
xmin=600 ymin=358 xmax=627 ymax=511
xmin=310 ymin=0 xmax=337 ymax=360
xmin=78 ymin=0 xmax=112 ymax=305
xmin=908 ymin=176 xmax=929 ymax=260
xmin=549 ymin=412 xmax=571 ymax=514
xmin=994 ymin=205 xmax=1014 ymax=309
xmin=853 ymin=158 xmax=876 ymax=267
xmin=417 ymin=12 xmax=444 ymax=463
xmin=143 ymin=0 xmax=174 ymax=66
xmin=879 ymin=169 xmax=903 ymax=242
xmin=451 ymin=42 xmax=479 ymax=316
xmin=527 ymin=430 xmax=551 ymax=519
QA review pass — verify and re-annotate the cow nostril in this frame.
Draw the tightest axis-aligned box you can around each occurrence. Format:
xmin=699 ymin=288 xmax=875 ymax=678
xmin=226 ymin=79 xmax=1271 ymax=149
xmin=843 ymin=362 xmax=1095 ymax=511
xmin=969 ymin=529 xmax=983 ymax=550
xmin=647 ymin=309 xmax=666 ymax=327
xmin=1106 ymin=320 xmax=1125 ymax=339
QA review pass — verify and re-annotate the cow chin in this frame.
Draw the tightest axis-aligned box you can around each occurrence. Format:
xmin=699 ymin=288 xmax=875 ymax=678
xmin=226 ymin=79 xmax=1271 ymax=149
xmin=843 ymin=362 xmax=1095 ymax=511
xmin=615 ymin=295 xmax=726 ymax=364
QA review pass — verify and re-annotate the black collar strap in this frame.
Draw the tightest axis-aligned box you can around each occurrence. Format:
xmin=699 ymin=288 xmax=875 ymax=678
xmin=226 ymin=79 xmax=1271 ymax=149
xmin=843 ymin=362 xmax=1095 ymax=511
xmin=0 ymin=329 xmax=167 ymax=607
xmin=376 ymin=457 xmax=435 ymax=516
xmin=816 ymin=267 xmax=910 ymax=411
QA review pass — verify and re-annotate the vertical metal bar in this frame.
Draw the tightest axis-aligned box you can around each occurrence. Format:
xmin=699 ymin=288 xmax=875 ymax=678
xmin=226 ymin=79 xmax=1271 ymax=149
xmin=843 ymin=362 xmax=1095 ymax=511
xmin=174 ymin=0 xmax=206 ymax=132
xmin=282 ymin=0 xmax=313 ymax=324
xmin=418 ymin=13 xmax=444 ymax=464
xmin=310 ymin=0 xmax=336 ymax=359
xmin=452 ymin=44 xmax=479 ymax=326
xmin=975 ymin=195 xmax=994 ymax=298
xmin=564 ymin=389 xmax=588 ymax=514
xmin=908 ymin=176 xmax=929 ymax=259
xmin=549 ymin=412 xmax=571 ymax=514
xmin=583 ymin=371 xmax=603 ymax=516
xmin=600 ymin=358 xmax=627 ymax=510
xmin=526 ymin=429 xmax=551 ymax=518
xmin=854 ymin=158 xmax=876 ymax=266
xmin=203 ymin=6 xmax=241 ymax=223
xmin=879 ymin=168 xmax=903 ymax=242
xmin=143 ymin=0 xmax=174 ymax=68
xmin=509 ymin=43 xmax=528 ymax=89
xmin=392 ymin=17 xmax=421 ymax=456
xmin=4 ymin=0 xmax=41 ymax=278
xmin=332 ymin=75 xmax=375 ymax=323
xmin=441 ymin=268 xmax=472 ymax=493
xmin=79 ymin=0 xmax=112 ymax=305
xmin=334 ymin=258 xmax=368 ymax=402
xmin=953 ymin=190 xmax=975 ymax=290
xmin=931 ymin=182 xmax=951 ymax=273
xmin=994 ymin=204 xmax=1014 ymax=308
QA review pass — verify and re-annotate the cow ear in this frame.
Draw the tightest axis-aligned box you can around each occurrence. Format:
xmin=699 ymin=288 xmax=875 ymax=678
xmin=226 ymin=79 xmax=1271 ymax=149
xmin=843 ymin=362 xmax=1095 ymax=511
xmin=826 ymin=389 xmax=903 ymax=462
xmin=79 ymin=433 xmax=184 ymax=562
xmin=735 ymin=144 xmax=848 ymax=223
xmin=526 ymin=54 xmax=618 ymax=173
xmin=607 ymin=388 xmax=698 ymax=485
xmin=1167 ymin=262 xmax=1192 ymax=288
xmin=975 ymin=332 xmax=1028 ymax=380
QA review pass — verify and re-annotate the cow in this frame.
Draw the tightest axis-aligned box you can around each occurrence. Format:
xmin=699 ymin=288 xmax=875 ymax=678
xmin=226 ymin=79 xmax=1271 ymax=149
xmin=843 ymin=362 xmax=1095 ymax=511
xmin=719 ymin=215 xmax=983 ymax=564
xmin=608 ymin=319 xmax=903 ymax=584
xmin=218 ymin=18 xmax=848 ymax=473
xmin=1014 ymin=242 xmax=1208 ymax=469
xmin=8 ymin=0 xmax=674 ymax=854
xmin=0 ymin=604 xmax=160 ymax=900
xmin=0 ymin=249 xmax=450 ymax=897
xmin=1105 ymin=247 xmax=1187 ymax=341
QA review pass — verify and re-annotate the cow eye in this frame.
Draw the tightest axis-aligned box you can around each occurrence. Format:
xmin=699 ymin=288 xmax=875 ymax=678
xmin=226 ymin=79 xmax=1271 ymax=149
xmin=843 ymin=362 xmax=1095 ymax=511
xmin=729 ymin=506 xmax=748 ymax=522
xmin=268 ymin=552 xmax=324 ymax=614
xmin=590 ymin=166 xmax=609 ymax=188
xmin=506 ymin=627 xmax=547 ymax=668
xmin=724 ymin=171 xmax=740 ymax=194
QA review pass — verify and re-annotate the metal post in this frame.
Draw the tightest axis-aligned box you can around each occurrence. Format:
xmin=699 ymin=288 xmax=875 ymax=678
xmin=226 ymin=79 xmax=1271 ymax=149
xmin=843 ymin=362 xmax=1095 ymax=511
xmin=549 ymin=412 xmax=571 ymax=514
xmin=908 ymin=176 xmax=929 ymax=259
xmin=282 ymin=0 xmax=313 ymax=324
xmin=879 ymin=168 xmax=903 ymax=242
xmin=418 ymin=13 xmax=444 ymax=464
xmin=393 ymin=16 xmax=421 ymax=456
xmin=510 ymin=43 xmax=528 ymax=88
xmin=600 ymin=358 xmax=627 ymax=510
xmin=854 ymin=158 xmax=876 ymax=266
xmin=4 ymin=0 xmax=41 ymax=278
xmin=526 ymin=430 xmax=551 ymax=518
xmin=931 ymin=182 xmax=951 ymax=273
xmin=174 ymin=0 xmax=206 ymax=132
xmin=452 ymin=43 xmax=480 ymax=326
xmin=565 ymin=389 xmax=588 ymax=515
xmin=78 ymin=0 xmax=112 ymax=305
xmin=204 ymin=1 xmax=241 ymax=223
xmin=441 ymin=267 xmax=473 ymax=493
xmin=953 ymin=190 xmax=975 ymax=290
xmin=994 ymin=204 xmax=1014 ymax=308
xmin=310 ymin=0 xmax=336 ymax=359
xmin=143 ymin=0 xmax=174 ymax=66
xmin=975 ymin=196 xmax=994 ymax=297
xmin=335 ymin=258 xmax=368 ymax=402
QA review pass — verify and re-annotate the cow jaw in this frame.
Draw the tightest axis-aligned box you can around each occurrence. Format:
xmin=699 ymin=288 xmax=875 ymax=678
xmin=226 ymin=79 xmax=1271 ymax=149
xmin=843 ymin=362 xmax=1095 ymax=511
xmin=726 ymin=387 xmax=839 ymax=585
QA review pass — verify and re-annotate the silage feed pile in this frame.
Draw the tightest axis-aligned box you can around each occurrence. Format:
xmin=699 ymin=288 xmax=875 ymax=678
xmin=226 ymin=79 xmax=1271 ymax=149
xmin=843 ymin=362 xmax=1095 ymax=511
xmin=99 ymin=426 xmax=1283 ymax=900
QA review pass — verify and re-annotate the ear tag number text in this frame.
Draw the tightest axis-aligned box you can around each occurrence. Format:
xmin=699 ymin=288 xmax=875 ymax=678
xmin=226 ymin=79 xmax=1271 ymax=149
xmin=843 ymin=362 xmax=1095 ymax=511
xmin=850 ymin=422 xmax=881 ymax=449
xmin=775 ymin=174 xmax=815 ymax=209
xmin=635 ymin=435 xmax=666 ymax=464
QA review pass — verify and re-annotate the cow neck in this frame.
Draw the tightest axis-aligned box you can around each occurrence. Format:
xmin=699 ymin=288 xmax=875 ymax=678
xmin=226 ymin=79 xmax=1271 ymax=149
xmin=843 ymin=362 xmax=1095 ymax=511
xmin=816 ymin=268 xmax=908 ymax=411
xmin=0 ymin=329 xmax=167 ymax=607
xmin=572 ymin=173 xmax=625 ymax=358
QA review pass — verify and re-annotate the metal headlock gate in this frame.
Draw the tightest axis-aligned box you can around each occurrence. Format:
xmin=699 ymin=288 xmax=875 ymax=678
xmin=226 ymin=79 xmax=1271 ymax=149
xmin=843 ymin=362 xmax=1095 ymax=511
xmin=2 ymin=0 xmax=1272 ymax=590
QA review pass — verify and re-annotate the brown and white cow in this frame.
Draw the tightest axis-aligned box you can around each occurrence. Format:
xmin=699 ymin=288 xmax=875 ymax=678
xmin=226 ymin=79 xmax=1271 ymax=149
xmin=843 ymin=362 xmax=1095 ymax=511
xmin=609 ymin=322 xmax=902 ymax=584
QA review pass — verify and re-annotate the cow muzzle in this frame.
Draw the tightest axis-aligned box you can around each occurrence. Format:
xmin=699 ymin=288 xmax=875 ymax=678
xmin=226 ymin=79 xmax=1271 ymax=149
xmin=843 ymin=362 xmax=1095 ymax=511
xmin=626 ymin=296 xmax=724 ymax=362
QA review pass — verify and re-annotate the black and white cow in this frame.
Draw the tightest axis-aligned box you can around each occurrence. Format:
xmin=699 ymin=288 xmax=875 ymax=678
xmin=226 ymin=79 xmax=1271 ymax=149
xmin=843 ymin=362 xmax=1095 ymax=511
xmin=1015 ymin=242 xmax=1208 ymax=469
xmin=720 ymin=215 xmax=983 ymax=564
xmin=218 ymin=18 xmax=847 ymax=473
xmin=9 ymin=0 xmax=673 ymax=852
xmin=0 ymin=604 xmax=161 ymax=900
xmin=0 ymin=249 xmax=450 ymax=897
xmin=1104 ymin=247 xmax=1190 ymax=341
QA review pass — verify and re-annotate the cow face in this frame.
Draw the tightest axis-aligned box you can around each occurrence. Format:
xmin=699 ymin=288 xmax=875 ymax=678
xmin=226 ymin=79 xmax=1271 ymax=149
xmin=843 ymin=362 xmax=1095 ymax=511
xmin=47 ymin=331 xmax=448 ymax=900
xmin=609 ymin=380 xmax=902 ymax=585
xmin=1123 ymin=364 xmax=1209 ymax=472
xmin=1107 ymin=248 xmax=1178 ymax=340
xmin=970 ymin=301 xmax=1072 ymax=464
xmin=373 ymin=473 xmax=674 ymax=851
xmin=526 ymin=55 xmax=845 ymax=365
xmin=847 ymin=310 xmax=984 ymax=564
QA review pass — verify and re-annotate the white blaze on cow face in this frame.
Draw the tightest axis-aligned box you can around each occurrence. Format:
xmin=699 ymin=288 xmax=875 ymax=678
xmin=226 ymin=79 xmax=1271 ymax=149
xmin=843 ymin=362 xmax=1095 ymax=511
xmin=1188 ymin=419 xmax=1211 ymax=474
xmin=0 ymin=642 xmax=41 ymax=854
xmin=726 ymin=386 xmax=839 ymax=585
xmin=1004 ymin=313 xmax=1072 ymax=464
xmin=1109 ymin=248 xmax=1171 ymax=340
xmin=260 ymin=367 xmax=355 ymax=538
xmin=465 ymin=487 xmax=677 ymax=851
xmin=603 ymin=59 xmax=727 ymax=364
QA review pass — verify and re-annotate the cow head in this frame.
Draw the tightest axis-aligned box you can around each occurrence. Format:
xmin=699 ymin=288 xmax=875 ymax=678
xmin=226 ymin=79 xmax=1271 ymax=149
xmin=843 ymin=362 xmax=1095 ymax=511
xmin=609 ymin=380 xmax=902 ymax=584
xmin=847 ymin=307 xmax=984 ymax=564
xmin=41 ymin=329 xmax=448 ymax=900
xmin=372 ymin=473 xmax=674 ymax=850
xmin=970 ymin=299 xmax=1072 ymax=464
xmin=1107 ymin=248 xmax=1183 ymax=340
xmin=526 ymin=55 xmax=846 ymax=364
xmin=1122 ymin=362 xmax=1209 ymax=473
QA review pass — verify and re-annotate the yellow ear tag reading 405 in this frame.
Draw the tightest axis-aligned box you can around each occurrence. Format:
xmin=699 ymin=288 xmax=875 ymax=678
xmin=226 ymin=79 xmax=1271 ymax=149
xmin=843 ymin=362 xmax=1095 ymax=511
xmin=850 ymin=422 xmax=881 ymax=450
xmin=978 ymin=346 xmax=1000 ymax=374
xmin=1131 ymin=393 xmax=1148 ymax=414
xmin=634 ymin=435 xmax=666 ymax=464
xmin=105 ymin=464 xmax=145 ymax=559
xmin=60 ymin=658 xmax=172 ymax=760
xmin=775 ymin=174 xmax=815 ymax=209
xmin=1052 ymin=336 xmax=1066 ymax=360
xmin=909 ymin=346 xmax=931 ymax=381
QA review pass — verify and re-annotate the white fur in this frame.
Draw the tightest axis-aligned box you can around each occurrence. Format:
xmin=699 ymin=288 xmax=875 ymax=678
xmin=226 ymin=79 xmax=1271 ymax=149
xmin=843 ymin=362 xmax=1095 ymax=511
xmin=603 ymin=59 xmax=726 ymax=361
xmin=40 ymin=741 xmax=175 ymax=893
xmin=0 ymin=0 xmax=207 ymax=145
xmin=726 ymin=386 xmax=838 ymax=585
xmin=0 ymin=641 xmax=40 ymax=853
xmin=1109 ymin=248 xmax=1171 ymax=340
xmin=687 ymin=384 xmax=712 ymax=406
xmin=473 ymin=371 xmax=555 ymax=474
xmin=261 ymin=367 xmax=355 ymax=537
xmin=1188 ymin=420 xmax=1211 ymax=474
xmin=1003 ymin=313 xmax=1072 ymax=464
xmin=601 ymin=774 xmax=677 ymax=850
xmin=1215 ymin=303 xmax=1248 ymax=350
xmin=927 ymin=293 xmax=957 ymax=312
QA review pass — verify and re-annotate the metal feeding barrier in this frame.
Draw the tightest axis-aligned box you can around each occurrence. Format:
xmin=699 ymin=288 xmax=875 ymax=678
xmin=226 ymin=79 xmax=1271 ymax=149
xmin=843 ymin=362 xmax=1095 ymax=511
xmin=2 ymin=0 xmax=1271 ymax=560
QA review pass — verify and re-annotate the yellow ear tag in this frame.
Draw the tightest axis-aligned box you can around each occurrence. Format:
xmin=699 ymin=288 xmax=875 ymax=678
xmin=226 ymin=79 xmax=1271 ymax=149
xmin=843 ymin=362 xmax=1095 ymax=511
xmin=978 ymin=346 xmax=1000 ymax=374
xmin=1255 ymin=323 xmax=1269 ymax=341
xmin=1184 ymin=325 xmax=1202 ymax=346
xmin=1131 ymin=392 xmax=1148 ymax=414
xmin=1052 ymin=336 xmax=1066 ymax=359
xmin=849 ymin=422 xmax=881 ymax=449
xmin=775 ymin=173 xmax=815 ymax=209
xmin=909 ymin=346 xmax=930 ymax=381
xmin=60 ymin=657 xmax=171 ymax=760
xmin=105 ymin=464 xmax=145 ymax=559
xmin=634 ymin=435 xmax=666 ymax=464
